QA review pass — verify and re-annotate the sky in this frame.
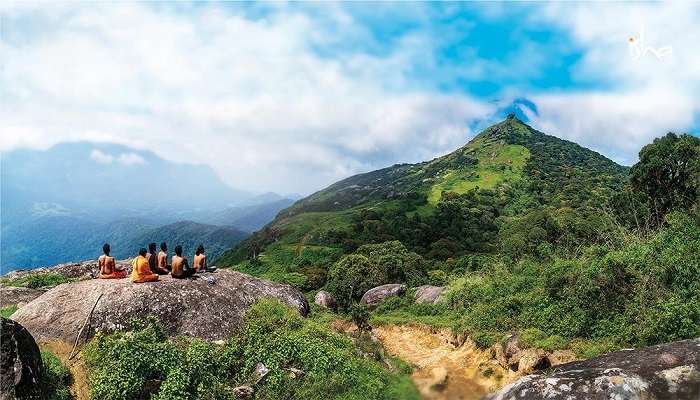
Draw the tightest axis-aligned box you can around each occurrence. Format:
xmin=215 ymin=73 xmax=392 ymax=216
xmin=2 ymin=2 xmax=699 ymax=195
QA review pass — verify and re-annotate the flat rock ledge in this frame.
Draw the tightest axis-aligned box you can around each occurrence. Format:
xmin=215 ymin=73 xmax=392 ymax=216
xmin=11 ymin=270 xmax=309 ymax=343
xmin=490 ymin=337 xmax=700 ymax=400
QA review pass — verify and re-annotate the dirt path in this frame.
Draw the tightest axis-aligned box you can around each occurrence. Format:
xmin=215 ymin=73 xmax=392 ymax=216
xmin=374 ymin=325 xmax=516 ymax=400
xmin=41 ymin=341 xmax=91 ymax=400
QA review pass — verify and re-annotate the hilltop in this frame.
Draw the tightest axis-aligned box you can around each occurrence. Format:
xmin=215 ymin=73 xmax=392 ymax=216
xmin=217 ymin=116 xmax=628 ymax=272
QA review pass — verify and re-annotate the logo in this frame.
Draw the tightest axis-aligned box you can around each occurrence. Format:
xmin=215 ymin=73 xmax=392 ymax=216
xmin=628 ymin=25 xmax=672 ymax=61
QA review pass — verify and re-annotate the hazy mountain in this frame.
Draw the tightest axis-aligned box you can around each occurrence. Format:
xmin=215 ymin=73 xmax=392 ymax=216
xmin=0 ymin=142 xmax=284 ymax=271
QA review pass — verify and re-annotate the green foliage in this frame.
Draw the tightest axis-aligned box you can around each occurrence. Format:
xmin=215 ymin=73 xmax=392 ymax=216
xmin=0 ymin=272 xmax=74 ymax=289
xmin=471 ymin=331 xmax=498 ymax=350
xmin=84 ymin=300 xmax=419 ymax=400
xmin=349 ymin=303 xmax=371 ymax=333
xmin=629 ymin=132 xmax=700 ymax=222
xmin=326 ymin=254 xmax=387 ymax=310
xmin=325 ymin=241 xmax=428 ymax=310
xmin=519 ymin=328 xmax=567 ymax=352
xmin=40 ymin=351 xmax=72 ymax=400
xmin=0 ymin=305 xmax=18 ymax=318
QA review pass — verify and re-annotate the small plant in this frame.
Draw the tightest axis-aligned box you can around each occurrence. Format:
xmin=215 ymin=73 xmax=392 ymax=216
xmin=349 ymin=303 xmax=371 ymax=334
xmin=1 ymin=305 xmax=18 ymax=318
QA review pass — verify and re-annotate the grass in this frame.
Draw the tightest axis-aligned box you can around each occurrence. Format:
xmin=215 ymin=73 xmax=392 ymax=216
xmin=1 ymin=305 xmax=18 ymax=318
xmin=0 ymin=272 xmax=74 ymax=289
xmin=428 ymin=143 xmax=529 ymax=205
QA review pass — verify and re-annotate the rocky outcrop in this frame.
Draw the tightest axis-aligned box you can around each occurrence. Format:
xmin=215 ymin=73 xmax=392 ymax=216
xmin=11 ymin=270 xmax=309 ymax=342
xmin=491 ymin=337 xmax=700 ymax=400
xmin=3 ymin=259 xmax=132 ymax=282
xmin=0 ymin=318 xmax=44 ymax=399
xmin=0 ymin=287 xmax=45 ymax=309
xmin=314 ymin=291 xmax=337 ymax=310
xmin=360 ymin=284 xmax=406 ymax=310
xmin=491 ymin=334 xmax=577 ymax=375
xmin=414 ymin=285 xmax=444 ymax=304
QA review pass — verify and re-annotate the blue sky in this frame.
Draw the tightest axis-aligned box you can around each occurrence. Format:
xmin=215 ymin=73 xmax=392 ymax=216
xmin=1 ymin=2 xmax=699 ymax=193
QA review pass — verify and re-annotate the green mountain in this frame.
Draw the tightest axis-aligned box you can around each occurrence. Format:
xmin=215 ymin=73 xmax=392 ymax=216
xmin=216 ymin=116 xmax=628 ymax=276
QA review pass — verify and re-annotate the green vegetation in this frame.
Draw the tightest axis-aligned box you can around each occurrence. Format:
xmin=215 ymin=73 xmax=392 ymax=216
xmin=0 ymin=305 xmax=18 ymax=318
xmin=40 ymin=351 xmax=72 ymax=400
xmin=0 ymin=272 xmax=74 ymax=289
xmin=215 ymin=117 xmax=699 ymax=360
xmin=84 ymin=300 xmax=419 ymax=400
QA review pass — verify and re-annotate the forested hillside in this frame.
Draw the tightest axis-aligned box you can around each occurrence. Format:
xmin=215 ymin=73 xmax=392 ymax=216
xmin=216 ymin=117 xmax=700 ymax=357
xmin=217 ymin=115 xmax=628 ymax=268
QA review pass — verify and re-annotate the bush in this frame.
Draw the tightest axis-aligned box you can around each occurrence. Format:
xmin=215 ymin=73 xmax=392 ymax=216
xmin=84 ymin=300 xmax=419 ymax=400
xmin=349 ymin=303 xmax=371 ymax=333
xmin=0 ymin=305 xmax=18 ymax=318
xmin=325 ymin=254 xmax=386 ymax=310
xmin=40 ymin=351 xmax=72 ymax=400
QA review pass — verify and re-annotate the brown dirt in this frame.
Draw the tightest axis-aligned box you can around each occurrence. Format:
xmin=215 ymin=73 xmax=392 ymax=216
xmin=374 ymin=325 xmax=519 ymax=400
xmin=40 ymin=341 xmax=91 ymax=400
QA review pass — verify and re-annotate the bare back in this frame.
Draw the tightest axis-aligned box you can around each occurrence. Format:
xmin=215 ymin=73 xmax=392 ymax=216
xmin=172 ymin=255 xmax=186 ymax=276
xmin=157 ymin=251 xmax=168 ymax=269
xmin=194 ymin=254 xmax=206 ymax=270
xmin=98 ymin=255 xmax=116 ymax=275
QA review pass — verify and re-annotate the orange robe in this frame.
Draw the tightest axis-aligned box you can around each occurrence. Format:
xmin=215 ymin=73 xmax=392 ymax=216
xmin=131 ymin=255 xmax=159 ymax=283
xmin=98 ymin=256 xmax=127 ymax=279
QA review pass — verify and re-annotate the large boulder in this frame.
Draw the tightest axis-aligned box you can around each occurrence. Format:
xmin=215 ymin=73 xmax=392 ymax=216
xmin=314 ymin=291 xmax=337 ymax=310
xmin=414 ymin=285 xmax=444 ymax=305
xmin=3 ymin=259 xmax=132 ymax=282
xmin=0 ymin=287 xmax=45 ymax=309
xmin=11 ymin=270 xmax=309 ymax=342
xmin=0 ymin=318 xmax=44 ymax=399
xmin=360 ymin=284 xmax=406 ymax=310
xmin=491 ymin=337 xmax=700 ymax=400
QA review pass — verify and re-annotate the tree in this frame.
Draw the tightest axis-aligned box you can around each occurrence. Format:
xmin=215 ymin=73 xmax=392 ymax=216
xmin=630 ymin=133 xmax=700 ymax=222
xmin=325 ymin=254 xmax=386 ymax=310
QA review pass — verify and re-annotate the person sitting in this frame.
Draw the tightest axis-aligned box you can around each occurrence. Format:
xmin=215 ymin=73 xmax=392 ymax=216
xmin=147 ymin=242 xmax=168 ymax=275
xmin=131 ymin=247 xmax=159 ymax=283
xmin=98 ymin=243 xmax=127 ymax=279
xmin=171 ymin=245 xmax=195 ymax=279
xmin=194 ymin=245 xmax=216 ymax=273
xmin=157 ymin=242 xmax=171 ymax=272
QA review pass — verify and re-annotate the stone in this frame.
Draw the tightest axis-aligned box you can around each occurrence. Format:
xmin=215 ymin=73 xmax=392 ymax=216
xmin=12 ymin=270 xmax=309 ymax=342
xmin=517 ymin=348 xmax=550 ymax=374
xmin=414 ymin=285 xmax=444 ymax=304
xmin=314 ymin=290 xmax=337 ymax=310
xmin=360 ymin=284 xmax=406 ymax=310
xmin=490 ymin=337 xmax=700 ymax=400
xmin=233 ymin=385 xmax=254 ymax=399
xmin=0 ymin=287 xmax=45 ymax=309
xmin=3 ymin=259 xmax=132 ymax=282
xmin=0 ymin=318 xmax=44 ymax=399
xmin=548 ymin=350 xmax=577 ymax=366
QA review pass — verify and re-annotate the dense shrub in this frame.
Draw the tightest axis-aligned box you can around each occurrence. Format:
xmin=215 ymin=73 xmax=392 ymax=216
xmin=84 ymin=300 xmax=419 ymax=400
xmin=326 ymin=241 xmax=427 ymax=310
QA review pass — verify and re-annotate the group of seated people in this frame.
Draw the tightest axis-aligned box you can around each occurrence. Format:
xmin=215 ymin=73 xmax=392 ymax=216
xmin=97 ymin=242 xmax=215 ymax=283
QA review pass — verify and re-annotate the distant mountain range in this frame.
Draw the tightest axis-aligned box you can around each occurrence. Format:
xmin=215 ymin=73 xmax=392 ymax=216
xmin=1 ymin=142 xmax=294 ymax=272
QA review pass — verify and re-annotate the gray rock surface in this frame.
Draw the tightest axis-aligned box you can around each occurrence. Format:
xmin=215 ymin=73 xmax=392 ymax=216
xmin=11 ymin=270 xmax=309 ymax=342
xmin=360 ymin=284 xmax=406 ymax=310
xmin=0 ymin=318 xmax=43 ymax=399
xmin=414 ymin=285 xmax=444 ymax=304
xmin=0 ymin=287 xmax=45 ymax=309
xmin=3 ymin=259 xmax=132 ymax=282
xmin=314 ymin=290 xmax=337 ymax=310
xmin=491 ymin=337 xmax=700 ymax=400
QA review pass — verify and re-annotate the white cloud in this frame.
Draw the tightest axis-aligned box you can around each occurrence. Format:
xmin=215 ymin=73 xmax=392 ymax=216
xmin=89 ymin=149 xmax=114 ymax=164
xmin=117 ymin=153 xmax=146 ymax=166
xmin=0 ymin=2 xmax=494 ymax=193
xmin=524 ymin=2 xmax=700 ymax=164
